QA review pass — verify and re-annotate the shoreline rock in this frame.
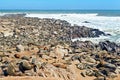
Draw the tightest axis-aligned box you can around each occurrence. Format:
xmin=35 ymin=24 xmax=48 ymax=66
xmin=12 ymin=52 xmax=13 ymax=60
xmin=0 ymin=14 xmax=119 ymax=80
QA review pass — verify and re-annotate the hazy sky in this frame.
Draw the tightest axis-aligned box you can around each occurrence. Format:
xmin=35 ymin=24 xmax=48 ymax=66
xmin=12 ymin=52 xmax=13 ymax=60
xmin=0 ymin=0 xmax=119 ymax=10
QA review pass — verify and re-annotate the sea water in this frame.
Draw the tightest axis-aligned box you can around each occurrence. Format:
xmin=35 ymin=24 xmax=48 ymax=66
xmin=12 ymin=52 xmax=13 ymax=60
xmin=0 ymin=10 xmax=120 ymax=43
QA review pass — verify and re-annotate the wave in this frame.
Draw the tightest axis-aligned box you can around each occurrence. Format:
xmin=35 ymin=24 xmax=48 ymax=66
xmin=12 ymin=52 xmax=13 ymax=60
xmin=25 ymin=13 xmax=120 ymax=43
xmin=0 ymin=12 xmax=119 ymax=43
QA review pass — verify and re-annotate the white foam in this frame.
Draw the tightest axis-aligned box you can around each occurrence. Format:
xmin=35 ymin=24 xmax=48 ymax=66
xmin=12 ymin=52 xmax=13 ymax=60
xmin=13 ymin=13 xmax=118 ymax=43
xmin=0 ymin=13 xmax=5 ymax=16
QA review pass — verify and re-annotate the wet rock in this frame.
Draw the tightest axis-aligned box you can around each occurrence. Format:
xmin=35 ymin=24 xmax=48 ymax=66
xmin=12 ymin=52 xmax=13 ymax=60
xmin=67 ymin=26 xmax=107 ymax=39
xmin=90 ymin=29 xmax=106 ymax=37
xmin=83 ymin=21 xmax=90 ymax=23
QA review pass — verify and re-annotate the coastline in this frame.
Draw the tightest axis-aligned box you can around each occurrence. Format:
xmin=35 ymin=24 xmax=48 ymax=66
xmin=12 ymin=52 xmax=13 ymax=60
xmin=0 ymin=14 xmax=120 ymax=80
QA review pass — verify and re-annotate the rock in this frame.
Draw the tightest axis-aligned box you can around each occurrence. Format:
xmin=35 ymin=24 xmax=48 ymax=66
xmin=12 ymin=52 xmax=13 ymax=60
xmin=50 ymin=45 xmax=68 ymax=59
xmin=52 ymin=63 xmax=67 ymax=69
xmin=71 ymin=41 xmax=95 ymax=49
xmin=72 ymin=60 xmax=80 ymax=65
xmin=77 ymin=63 xmax=86 ymax=70
xmin=21 ymin=56 xmax=30 ymax=61
xmin=108 ymin=72 xmax=117 ymax=78
xmin=67 ymin=26 xmax=107 ymax=39
xmin=7 ymin=63 xmax=16 ymax=76
xmin=16 ymin=44 xmax=24 ymax=52
xmin=71 ymin=55 xmax=81 ymax=61
xmin=84 ymin=55 xmax=96 ymax=63
xmin=3 ymin=14 xmax=26 ymax=17
xmin=93 ymin=70 xmax=105 ymax=77
xmin=83 ymin=21 xmax=90 ymax=23
xmin=1 ymin=31 xmax=14 ymax=37
xmin=14 ymin=54 xmax=21 ymax=58
xmin=104 ymin=63 xmax=116 ymax=70
xmin=31 ymin=57 xmax=36 ymax=64
xmin=90 ymin=29 xmax=106 ymax=37
xmin=85 ymin=69 xmax=95 ymax=76
xmin=19 ymin=60 xmax=33 ymax=73
xmin=99 ymin=41 xmax=120 ymax=53
xmin=25 ymin=70 xmax=36 ymax=76
xmin=97 ymin=60 xmax=116 ymax=70
xmin=0 ymin=67 xmax=3 ymax=76
xmin=74 ymin=48 xmax=82 ymax=53
xmin=42 ymin=55 xmax=50 ymax=60
xmin=81 ymin=72 xmax=86 ymax=77
xmin=0 ymin=15 xmax=119 ymax=80
xmin=94 ymin=77 xmax=106 ymax=80
xmin=34 ymin=62 xmax=42 ymax=69
xmin=115 ymin=67 xmax=120 ymax=74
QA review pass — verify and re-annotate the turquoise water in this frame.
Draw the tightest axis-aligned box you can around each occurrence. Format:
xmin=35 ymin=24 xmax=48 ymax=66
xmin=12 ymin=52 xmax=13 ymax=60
xmin=0 ymin=10 xmax=120 ymax=16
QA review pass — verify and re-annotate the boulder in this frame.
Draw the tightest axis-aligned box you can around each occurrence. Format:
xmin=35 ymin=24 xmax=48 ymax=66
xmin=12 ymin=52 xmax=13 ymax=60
xmin=19 ymin=60 xmax=33 ymax=73
xmin=50 ymin=45 xmax=68 ymax=59
xmin=7 ymin=63 xmax=16 ymax=76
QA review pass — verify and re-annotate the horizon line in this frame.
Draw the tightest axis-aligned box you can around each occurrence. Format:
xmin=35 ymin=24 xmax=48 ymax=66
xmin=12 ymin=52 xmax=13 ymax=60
xmin=0 ymin=9 xmax=120 ymax=11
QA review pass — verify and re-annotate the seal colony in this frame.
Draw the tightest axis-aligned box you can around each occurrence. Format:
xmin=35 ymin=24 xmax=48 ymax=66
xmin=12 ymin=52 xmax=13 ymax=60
xmin=0 ymin=14 xmax=120 ymax=80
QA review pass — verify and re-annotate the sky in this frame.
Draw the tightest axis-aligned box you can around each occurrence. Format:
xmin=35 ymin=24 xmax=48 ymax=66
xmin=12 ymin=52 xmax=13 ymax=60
xmin=0 ymin=0 xmax=120 ymax=10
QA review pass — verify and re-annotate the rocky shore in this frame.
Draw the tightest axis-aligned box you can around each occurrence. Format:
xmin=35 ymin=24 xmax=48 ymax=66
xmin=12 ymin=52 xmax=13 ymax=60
xmin=0 ymin=14 xmax=120 ymax=80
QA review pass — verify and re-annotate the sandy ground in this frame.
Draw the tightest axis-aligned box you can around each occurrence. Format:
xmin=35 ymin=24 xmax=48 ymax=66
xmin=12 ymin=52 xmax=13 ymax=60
xmin=0 ymin=75 xmax=120 ymax=80
xmin=0 ymin=77 xmax=63 ymax=80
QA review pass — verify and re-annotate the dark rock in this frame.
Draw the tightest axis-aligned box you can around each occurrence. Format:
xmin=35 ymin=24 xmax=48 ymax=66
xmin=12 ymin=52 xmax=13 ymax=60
xmin=71 ymin=41 xmax=95 ymax=49
xmin=19 ymin=60 xmax=33 ymax=73
xmin=14 ymin=54 xmax=21 ymax=58
xmin=83 ymin=21 xmax=90 ymax=23
xmin=67 ymin=26 xmax=107 ymax=39
xmin=94 ymin=77 xmax=106 ymax=80
xmin=71 ymin=55 xmax=81 ymax=61
xmin=21 ymin=56 xmax=30 ymax=61
xmin=99 ymin=41 xmax=120 ymax=53
xmin=3 ymin=14 xmax=26 ymax=18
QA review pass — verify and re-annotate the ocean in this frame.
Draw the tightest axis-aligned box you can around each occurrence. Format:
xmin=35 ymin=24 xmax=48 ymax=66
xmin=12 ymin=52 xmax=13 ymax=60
xmin=0 ymin=10 xmax=120 ymax=43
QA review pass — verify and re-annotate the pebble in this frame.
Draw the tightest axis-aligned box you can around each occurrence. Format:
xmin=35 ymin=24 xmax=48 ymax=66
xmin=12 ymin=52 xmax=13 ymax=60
xmin=16 ymin=44 xmax=24 ymax=52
